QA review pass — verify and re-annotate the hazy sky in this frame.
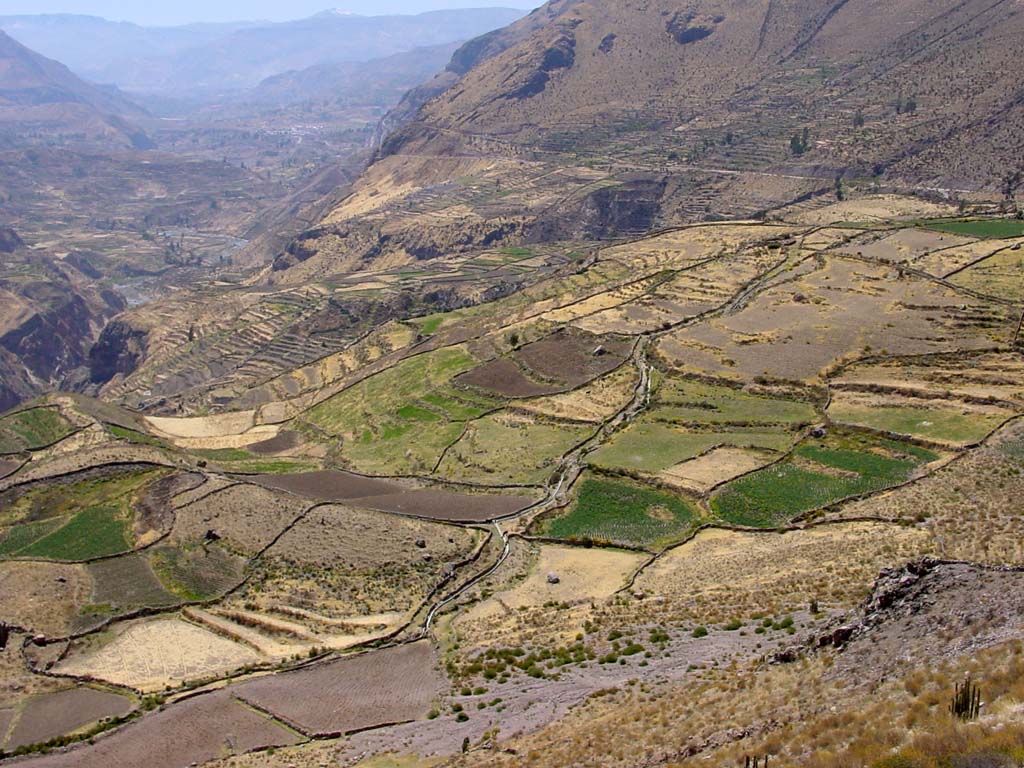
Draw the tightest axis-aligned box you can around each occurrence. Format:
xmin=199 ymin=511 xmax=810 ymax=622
xmin=0 ymin=1 xmax=538 ymax=26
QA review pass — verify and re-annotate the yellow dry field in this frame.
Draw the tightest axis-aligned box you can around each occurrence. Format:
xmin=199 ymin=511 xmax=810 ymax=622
xmin=182 ymin=607 xmax=389 ymax=661
xmin=786 ymin=194 xmax=958 ymax=225
xmin=657 ymin=257 xmax=1015 ymax=383
xmin=633 ymin=522 xmax=935 ymax=623
xmin=838 ymin=228 xmax=975 ymax=265
xmin=598 ymin=224 xmax=792 ymax=272
xmin=252 ymin=321 xmax=417 ymax=410
xmin=657 ymin=447 xmax=779 ymax=493
xmin=145 ymin=410 xmax=262 ymax=442
xmin=325 ymin=156 xmax=505 ymax=223
xmin=455 ymin=542 xmax=645 ymax=649
xmin=539 ymin=275 xmax=664 ymax=324
xmin=574 ymin=247 xmax=784 ymax=335
xmin=517 ymin=366 xmax=638 ymax=423
xmin=54 ymin=616 xmax=261 ymax=692
xmin=0 ymin=561 xmax=91 ymax=637
xmin=915 ymin=238 xmax=1020 ymax=277
xmin=949 ymin=244 xmax=1024 ymax=301
xmin=832 ymin=353 xmax=1024 ymax=406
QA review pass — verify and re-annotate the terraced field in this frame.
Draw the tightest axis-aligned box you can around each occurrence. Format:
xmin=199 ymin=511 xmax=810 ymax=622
xmin=3 ymin=202 xmax=1024 ymax=766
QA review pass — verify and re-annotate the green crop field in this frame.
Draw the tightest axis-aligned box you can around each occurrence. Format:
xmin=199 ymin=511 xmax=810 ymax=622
xmin=542 ymin=475 xmax=699 ymax=548
xmin=0 ymin=407 xmax=75 ymax=454
xmin=829 ymin=403 xmax=1008 ymax=444
xmin=0 ymin=468 xmax=165 ymax=560
xmin=107 ymin=424 xmax=172 ymax=449
xmin=922 ymin=218 xmax=1024 ymax=239
xmin=303 ymin=347 xmax=505 ymax=475
xmin=589 ymin=420 xmax=798 ymax=474
xmin=655 ymin=379 xmax=817 ymax=426
xmin=15 ymin=506 xmax=131 ymax=560
xmin=711 ymin=434 xmax=938 ymax=527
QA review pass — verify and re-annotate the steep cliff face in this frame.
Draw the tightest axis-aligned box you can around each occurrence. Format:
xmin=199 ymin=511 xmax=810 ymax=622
xmin=0 ymin=248 xmax=127 ymax=408
xmin=87 ymin=319 xmax=150 ymax=386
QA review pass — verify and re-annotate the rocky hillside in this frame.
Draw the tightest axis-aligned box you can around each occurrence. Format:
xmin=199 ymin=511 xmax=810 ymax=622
xmin=0 ymin=30 xmax=150 ymax=148
xmin=267 ymin=0 xmax=1023 ymax=283
xmin=0 ymin=231 xmax=126 ymax=410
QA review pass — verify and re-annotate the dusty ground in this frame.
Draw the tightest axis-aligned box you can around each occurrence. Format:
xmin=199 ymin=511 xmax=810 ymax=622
xmin=53 ymin=616 xmax=262 ymax=692
xmin=657 ymin=447 xmax=778 ymax=493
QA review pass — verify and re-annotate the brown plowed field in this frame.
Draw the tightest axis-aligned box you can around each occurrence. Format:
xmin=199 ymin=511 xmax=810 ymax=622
xmin=512 ymin=330 xmax=632 ymax=386
xmin=233 ymin=641 xmax=442 ymax=737
xmin=20 ymin=690 xmax=299 ymax=768
xmin=249 ymin=472 xmax=533 ymax=522
xmin=5 ymin=687 xmax=133 ymax=750
xmin=458 ymin=330 xmax=632 ymax=399
xmin=354 ymin=488 xmax=533 ymax=522
xmin=247 ymin=470 xmax=404 ymax=500
xmin=0 ymin=459 xmax=19 ymax=479
xmin=247 ymin=431 xmax=302 ymax=455
xmin=134 ymin=472 xmax=204 ymax=544
xmin=457 ymin=357 xmax=555 ymax=398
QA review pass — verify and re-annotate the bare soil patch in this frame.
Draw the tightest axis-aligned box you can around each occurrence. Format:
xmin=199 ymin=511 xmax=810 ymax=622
xmin=354 ymin=488 xmax=533 ymax=523
xmin=455 ymin=357 xmax=554 ymax=398
xmin=234 ymin=641 xmax=442 ymax=737
xmin=248 ymin=471 xmax=533 ymax=522
xmin=632 ymin=523 xmax=934 ymax=625
xmin=248 ymin=431 xmax=302 ymax=456
xmin=170 ymin=484 xmax=308 ymax=555
xmin=246 ymin=470 xmax=404 ymax=501
xmin=55 ymin=616 xmax=261 ymax=692
xmin=0 ymin=560 xmax=91 ymax=637
xmin=0 ymin=459 xmax=19 ymax=479
xmin=458 ymin=329 xmax=632 ymax=398
xmin=6 ymin=687 xmax=133 ymax=750
xmin=22 ymin=689 xmax=299 ymax=768
xmin=658 ymin=447 xmax=778 ymax=493
xmin=133 ymin=472 xmax=204 ymax=545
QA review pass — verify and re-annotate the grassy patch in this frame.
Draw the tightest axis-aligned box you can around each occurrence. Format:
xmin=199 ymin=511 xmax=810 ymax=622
xmin=0 ymin=408 xmax=75 ymax=454
xmin=438 ymin=414 xmax=592 ymax=485
xmin=542 ymin=475 xmax=699 ymax=548
xmin=0 ymin=517 xmax=65 ymax=556
xmin=711 ymin=433 xmax=938 ymax=527
xmin=829 ymin=403 xmax=1008 ymax=444
xmin=150 ymin=545 xmax=246 ymax=602
xmin=304 ymin=347 xmax=502 ymax=475
xmin=589 ymin=421 xmax=797 ymax=474
xmin=655 ymin=379 xmax=817 ymax=426
xmin=17 ymin=506 xmax=131 ymax=560
xmin=921 ymin=218 xmax=1024 ymax=239
xmin=107 ymin=424 xmax=171 ymax=449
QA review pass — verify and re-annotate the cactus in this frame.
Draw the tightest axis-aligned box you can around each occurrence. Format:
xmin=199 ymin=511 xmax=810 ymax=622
xmin=950 ymin=677 xmax=981 ymax=720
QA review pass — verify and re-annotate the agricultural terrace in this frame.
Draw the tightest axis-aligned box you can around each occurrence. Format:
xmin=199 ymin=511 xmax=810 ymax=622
xmin=0 ymin=467 xmax=168 ymax=561
xmin=710 ymin=431 xmax=941 ymax=527
xmin=588 ymin=373 xmax=814 ymax=477
xmin=302 ymin=347 xmax=499 ymax=476
xmin=0 ymin=407 xmax=75 ymax=454
xmin=540 ymin=474 xmax=700 ymax=549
